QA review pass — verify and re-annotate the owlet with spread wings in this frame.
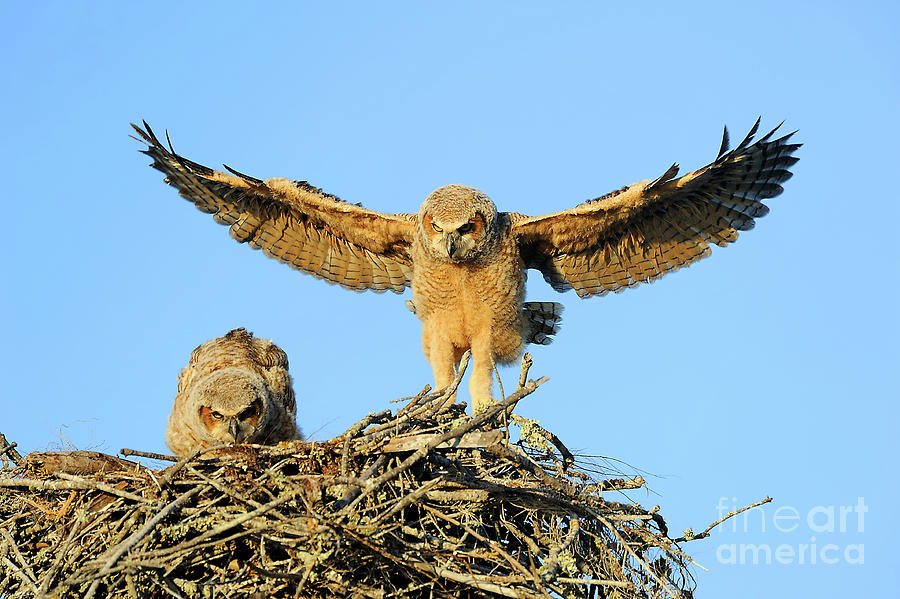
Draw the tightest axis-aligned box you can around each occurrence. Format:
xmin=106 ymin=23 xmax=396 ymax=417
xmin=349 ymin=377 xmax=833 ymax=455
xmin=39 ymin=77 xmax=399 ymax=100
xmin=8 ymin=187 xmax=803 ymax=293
xmin=134 ymin=120 xmax=799 ymax=412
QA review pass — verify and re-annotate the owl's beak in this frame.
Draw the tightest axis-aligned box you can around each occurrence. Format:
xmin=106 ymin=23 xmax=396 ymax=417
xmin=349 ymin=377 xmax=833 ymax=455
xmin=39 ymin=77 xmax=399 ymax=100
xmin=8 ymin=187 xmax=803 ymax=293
xmin=227 ymin=418 xmax=243 ymax=443
xmin=446 ymin=232 xmax=462 ymax=259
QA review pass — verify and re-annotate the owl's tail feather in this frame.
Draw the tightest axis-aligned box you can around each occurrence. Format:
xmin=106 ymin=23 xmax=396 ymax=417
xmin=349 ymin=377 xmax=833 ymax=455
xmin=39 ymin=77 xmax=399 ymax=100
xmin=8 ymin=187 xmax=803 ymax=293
xmin=405 ymin=299 xmax=563 ymax=346
xmin=522 ymin=302 xmax=563 ymax=346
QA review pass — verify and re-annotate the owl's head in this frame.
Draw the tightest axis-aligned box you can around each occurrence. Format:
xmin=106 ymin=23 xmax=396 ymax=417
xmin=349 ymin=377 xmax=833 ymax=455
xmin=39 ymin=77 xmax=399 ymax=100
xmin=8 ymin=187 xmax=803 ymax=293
xmin=418 ymin=184 xmax=498 ymax=262
xmin=190 ymin=367 xmax=271 ymax=445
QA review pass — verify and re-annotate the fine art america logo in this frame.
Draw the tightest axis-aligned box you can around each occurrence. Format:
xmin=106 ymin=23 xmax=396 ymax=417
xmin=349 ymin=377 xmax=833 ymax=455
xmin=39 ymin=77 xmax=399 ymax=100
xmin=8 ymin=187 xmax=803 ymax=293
xmin=715 ymin=497 xmax=866 ymax=565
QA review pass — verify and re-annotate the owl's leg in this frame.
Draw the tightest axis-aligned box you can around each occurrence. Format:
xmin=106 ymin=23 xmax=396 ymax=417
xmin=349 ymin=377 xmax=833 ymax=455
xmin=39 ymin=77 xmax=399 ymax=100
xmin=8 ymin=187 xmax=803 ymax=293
xmin=423 ymin=327 xmax=456 ymax=396
xmin=468 ymin=337 xmax=495 ymax=413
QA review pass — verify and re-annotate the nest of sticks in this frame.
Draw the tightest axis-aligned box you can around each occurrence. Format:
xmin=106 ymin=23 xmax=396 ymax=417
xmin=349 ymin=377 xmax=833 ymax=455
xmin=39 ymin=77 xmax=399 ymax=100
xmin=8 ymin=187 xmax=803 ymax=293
xmin=0 ymin=355 xmax=764 ymax=598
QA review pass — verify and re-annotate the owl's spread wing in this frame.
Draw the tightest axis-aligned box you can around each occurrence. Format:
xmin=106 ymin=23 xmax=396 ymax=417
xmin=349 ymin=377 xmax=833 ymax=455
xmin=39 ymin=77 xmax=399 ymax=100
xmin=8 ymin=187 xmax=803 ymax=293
xmin=510 ymin=119 xmax=800 ymax=298
xmin=133 ymin=122 xmax=417 ymax=293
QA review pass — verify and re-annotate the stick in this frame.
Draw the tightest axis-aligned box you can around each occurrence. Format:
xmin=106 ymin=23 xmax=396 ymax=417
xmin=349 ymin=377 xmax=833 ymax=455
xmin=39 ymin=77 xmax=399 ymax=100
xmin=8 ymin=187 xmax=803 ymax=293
xmin=422 ymin=504 xmax=536 ymax=582
xmin=171 ymin=492 xmax=295 ymax=554
xmin=541 ymin=519 xmax=580 ymax=581
xmin=83 ymin=486 xmax=203 ymax=599
xmin=435 ymin=351 xmax=471 ymax=411
xmin=340 ymin=410 xmax=391 ymax=476
xmin=0 ymin=527 xmax=40 ymax=594
xmin=554 ymin=576 xmax=632 ymax=588
xmin=339 ymin=376 xmax=547 ymax=515
xmin=510 ymin=415 xmax=574 ymax=469
xmin=672 ymin=496 xmax=774 ymax=542
xmin=372 ymin=477 xmax=444 ymax=524
xmin=517 ymin=353 xmax=533 ymax=389
xmin=593 ymin=476 xmax=645 ymax=492
xmin=405 ymin=558 xmax=543 ymax=599
xmin=393 ymin=385 xmax=432 ymax=412
xmin=36 ymin=507 xmax=86 ymax=595
xmin=595 ymin=512 xmax=675 ymax=596
xmin=120 ymin=448 xmax=178 ymax=462
xmin=155 ymin=445 xmax=226 ymax=489
xmin=0 ymin=477 xmax=147 ymax=503
xmin=0 ymin=433 xmax=25 ymax=467
xmin=56 ymin=473 xmax=150 ymax=503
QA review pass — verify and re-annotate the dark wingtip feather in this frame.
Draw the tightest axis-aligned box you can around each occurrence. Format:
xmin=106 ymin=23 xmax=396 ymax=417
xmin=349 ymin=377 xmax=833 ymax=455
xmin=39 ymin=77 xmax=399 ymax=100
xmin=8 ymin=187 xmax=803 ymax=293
xmin=717 ymin=125 xmax=731 ymax=159
xmin=130 ymin=121 xmax=159 ymax=146
xmin=755 ymin=120 xmax=785 ymax=145
xmin=164 ymin=129 xmax=177 ymax=155
xmin=223 ymin=164 xmax=264 ymax=185
xmin=648 ymin=163 xmax=680 ymax=190
xmin=732 ymin=117 xmax=762 ymax=153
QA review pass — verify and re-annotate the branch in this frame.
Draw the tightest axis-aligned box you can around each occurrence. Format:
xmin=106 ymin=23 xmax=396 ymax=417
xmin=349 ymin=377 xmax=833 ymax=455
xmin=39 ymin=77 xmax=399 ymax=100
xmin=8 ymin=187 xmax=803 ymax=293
xmin=83 ymin=486 xmax=203 ymax=599
xmin=339 ymin=376 xmax=548 ymax=516
xmin=120 ymin=448 xmax=178 ymax=462
xmin=0 ymin=432 xmax=25 ymax=467
xmin=541 ymin=519 xmax=580 ymax=581
xmin=672 ymin=496 xmax=773 ymax=542
xmin=0 ymin=477 xmax=148 ymax=503
xmin=340 ymin=410 xmax=391 ymax=476
xmin=0 ymin=527 xmax=39 ymax=594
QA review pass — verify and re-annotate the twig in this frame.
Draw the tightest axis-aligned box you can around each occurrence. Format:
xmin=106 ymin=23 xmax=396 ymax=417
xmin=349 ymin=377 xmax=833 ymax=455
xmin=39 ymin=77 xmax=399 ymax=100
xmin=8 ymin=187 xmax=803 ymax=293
xmin=672 ymin=496 xmax=774 ymax=542
xmin=393 ymin=385 xmax=432 ymax=412
xmin=541 ymin=519 xmax=580 ymax=581
xmin=0 ymin=433 xmax=25 ymax=467
xmin=554 ymin=576 xmax=632 ymax=588
xmin=340 ymin=410 xmax=391 ymax=476
xmin=155 ymin=445 xmax=225 ymax=489
xmin=174 ymin=492 xmax=296 ymax=554
xmin=83 ymin=486 xmax=203 ymax=599
xmin=2 ymin=556 xmax=40 ymax=595
xmin=500 ymin=515 xmax=543 ymax=556
xmin=37 ymin=509 xmax=85 ymax=595
xmin=0 ymin=527 xmax=40 ymax=594
xmin=247 ymin=562 xmax=306 ymax=580
xmin=517 ymin=352 xmax=534 ymax=389
xmin=0 ymin=477 xmax=146 ymax=503
xmin=340 ymin=376 xmax=547 ymax=516
xmin=333 ymin=454 xmax=387 ymax=509
xmin=56 ymin=472 xmax=150 ymax=503
xmin=372 ymin=477 xmax=444 ymax=525
xmin=484 ymin=443 xmax=577 ymax=498
xmin=595 ymin=512 xmax=675 ymax=596
xmin=492 ymin=358 xmax=505 ymax=402
xmin=435 ymin=350 xmax=471 ymax=411
xmin=511 ymin=415 xmax=575 ymax=469
xmin=120 ymin=448 xmax=178 ymax=462
xmin=185 ymin=466 xmax=271 ymax=513
xmin=404 ymin=558 xmax=542 ymax=599
xmin=594 ymin=476 xmax=645 ymax=492
xmin=422 ymin=504 xmax=536 ymax=582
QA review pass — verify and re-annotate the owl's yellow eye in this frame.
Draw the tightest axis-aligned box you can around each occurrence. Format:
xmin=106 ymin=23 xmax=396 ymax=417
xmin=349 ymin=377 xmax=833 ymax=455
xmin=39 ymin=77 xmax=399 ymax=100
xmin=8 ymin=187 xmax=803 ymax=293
xmin=239 ymin=402 xmax=260 ymax=420
xmin=211 ymin=411 xmax=224 ymax=420
xmin=432 ymin=223 xmax=443 ymax=233
xmin=457 ymin=222 xmax=474 ymax=234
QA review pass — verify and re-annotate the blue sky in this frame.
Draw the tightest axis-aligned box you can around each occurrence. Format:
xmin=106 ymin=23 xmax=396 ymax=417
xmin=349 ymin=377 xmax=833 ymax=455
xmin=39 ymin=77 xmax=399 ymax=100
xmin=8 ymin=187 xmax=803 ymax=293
xmin=2 ymin=2 xmax=897 ymax=596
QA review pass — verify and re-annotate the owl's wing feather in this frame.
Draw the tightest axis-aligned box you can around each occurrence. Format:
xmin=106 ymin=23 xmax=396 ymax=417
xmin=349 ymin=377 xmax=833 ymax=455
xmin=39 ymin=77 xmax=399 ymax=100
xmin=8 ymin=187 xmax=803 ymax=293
xmin=132 ymin=122 xmax=417 ymax=293
xmin=511 ymin=119 xmax=800 ymax=298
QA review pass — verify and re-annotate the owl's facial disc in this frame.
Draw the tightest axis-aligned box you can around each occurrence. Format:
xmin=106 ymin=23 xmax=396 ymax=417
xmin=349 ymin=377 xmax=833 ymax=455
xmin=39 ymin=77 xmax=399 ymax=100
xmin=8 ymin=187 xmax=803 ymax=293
xmin=198 ymin=394 xmax=263 ymax=444
xmin=420 ymin=184 xmax=496 ymax=262
xmin=424 ymin=213 xmax=486 ymax=261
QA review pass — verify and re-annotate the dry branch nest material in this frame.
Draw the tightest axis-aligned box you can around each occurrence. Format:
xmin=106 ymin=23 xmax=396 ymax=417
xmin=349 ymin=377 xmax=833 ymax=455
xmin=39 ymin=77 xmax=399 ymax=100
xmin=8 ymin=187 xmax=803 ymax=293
xmin=1 ymin=357 xmax=733 ymax=598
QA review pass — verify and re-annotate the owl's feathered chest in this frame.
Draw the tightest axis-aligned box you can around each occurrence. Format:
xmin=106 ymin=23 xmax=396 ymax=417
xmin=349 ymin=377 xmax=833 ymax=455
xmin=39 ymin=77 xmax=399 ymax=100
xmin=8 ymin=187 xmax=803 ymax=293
xmin=410 ymin=234 xmax=524 ymax=320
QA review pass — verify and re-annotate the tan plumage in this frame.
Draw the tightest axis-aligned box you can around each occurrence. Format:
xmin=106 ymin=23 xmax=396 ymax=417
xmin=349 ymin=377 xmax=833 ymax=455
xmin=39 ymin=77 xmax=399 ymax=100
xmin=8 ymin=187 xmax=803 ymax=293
xmin=135 ymin=119 xmax=799 ymax=411
xmin=166 ymin=328 xmax=301 ymax=457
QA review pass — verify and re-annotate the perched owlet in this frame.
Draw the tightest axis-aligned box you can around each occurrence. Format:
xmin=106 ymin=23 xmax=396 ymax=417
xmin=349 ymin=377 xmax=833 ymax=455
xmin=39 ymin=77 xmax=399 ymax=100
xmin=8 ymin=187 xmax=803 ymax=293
xmin=166 ymin=328 xmax=301 ymax=457
xmin=135 ymin=120 xmax=799 ymax=412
